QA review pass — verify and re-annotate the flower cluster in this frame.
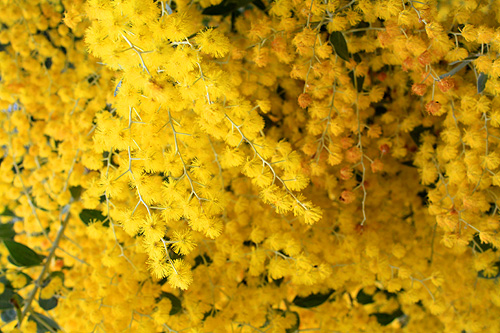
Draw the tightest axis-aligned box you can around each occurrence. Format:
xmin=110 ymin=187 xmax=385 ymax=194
xmin=0 ymin=0 xmax=499 ymax=332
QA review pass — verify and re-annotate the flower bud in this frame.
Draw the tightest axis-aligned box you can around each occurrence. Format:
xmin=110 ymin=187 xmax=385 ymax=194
xmin=379 ymin=144 xmax=390 ymax=154
xmin=411 ymin=83 xmax=427 ymax=96
xmin=340 ymin=167 xmax=353 ymax=180
xmin=437 ymin=77 xmax=455 ymax=92
xmin=340 ymin=190 xmax=356 ymax=204
xmin=418 ymin=51 xmax=431 ymax=65
xmin=425 ymin=100 xmax=441 ymax=115
xmin=298 ymin=93 xmax=312 ymax=108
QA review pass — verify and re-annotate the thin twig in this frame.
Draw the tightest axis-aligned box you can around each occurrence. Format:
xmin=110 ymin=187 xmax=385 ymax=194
xmin=19 ymin=211 xmax=71 ymax=328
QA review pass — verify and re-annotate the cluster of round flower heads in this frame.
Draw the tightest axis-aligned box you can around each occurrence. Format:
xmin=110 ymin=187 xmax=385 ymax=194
xmin=0 ymin=0 xmax=499 ymax=332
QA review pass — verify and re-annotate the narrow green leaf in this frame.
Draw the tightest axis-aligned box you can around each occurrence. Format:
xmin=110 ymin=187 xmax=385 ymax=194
xmin=330 ymin=32 xmax=350 ymax=62
xmin=477 ymin=72 xmax=488 ymax=94
xmin=3 ymin=240 xmax=44 ymax=267
xmin=160 ymin=292 xmax=182 ymax=315
xmin=449 ymin=54 xmax=480 ymax=65
xmin=79 ymin=209 xmax=106 ymax=226
xmin=292 ymin=290 xmax=334 ymax=308
xmin=29 ymin=312 xmax=60 ymax=333
xmin=0 ymin=223 xmax=15 ymax=239
xmin=439 ymin=60 xmax=471 ymax=79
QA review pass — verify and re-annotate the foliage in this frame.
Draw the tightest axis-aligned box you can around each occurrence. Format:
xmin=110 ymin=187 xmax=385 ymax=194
xmin=0 ymin=0 xmax=499 ymax=332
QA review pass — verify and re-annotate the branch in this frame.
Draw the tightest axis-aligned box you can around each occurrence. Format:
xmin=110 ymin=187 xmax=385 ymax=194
xmin=18 ymin=210 xmax=71 ymax=328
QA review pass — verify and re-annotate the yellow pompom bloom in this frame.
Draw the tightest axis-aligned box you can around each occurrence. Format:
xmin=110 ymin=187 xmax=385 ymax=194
xmin=327 ymin=16 xmax=348 ymax=32
xmin=444 ymin=47 xmax=469 ymax=63
xmin=195 ymin=28 xmax=231 ymax=58
xmin=166 ymin=259 xmax=193 ymax=290
xmin=460 ymin=24 xmax=477 ymax=42
xmin=162 ymin=13 xmax=195 ymax=42
xmin=170 ymin=229 xmax=197 ymax=255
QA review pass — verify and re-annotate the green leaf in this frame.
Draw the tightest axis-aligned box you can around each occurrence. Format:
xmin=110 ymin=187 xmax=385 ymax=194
xmin=330 ymin=32 xmax=350 ymax=62
xmin=292 ymin=290 xmax=334 ymax=308
xmin=356 ymin=289 xmax=374 ymax=305
xmin=202 ymin=307 xmax=219 ymax=320
xmin=29 ymin=312 xmax=60 ymax=333
xmin=16 ymin=271 xmax=33 ymax=286
xmin=449 ymin=54 xmax=480 ymax=65
xmin=0 ymin=287 xmax=14 ymax=310
xmin=202 ymin=0 xmax=253 ymax=15
xmin=348 ymin=71 xmax=364 ymax=92
xmin=252 ymin=0 xmax=266 ymax=10
xmin=38 ymin=272 xmax=64 ymax=311
xmin=371 ymin=309 xmax=404 ymax=326
xmin=409 ymin=125 xmax=432 ymax=146
xmin=192 ymin=254 xmax=212 ymax=269
xmin=477 ymin=72 xmax=488 ymax=94
xmin=0 ymin=207 xmax=15 ymax=217
xmin=202 ymin=2 xmax=239 ymax=15
xmin=469 ymin=233 xmax=494 ymax=252
xmin=69 ymin=186 xmax=83 ymax=200
xmin=0 ymin=223 xmax=15 ymax=240
xmin=46 ymin=271 xmax=65 ymax=284
xmin=439 ymin=60 xmax=471 ymax=79
xmin=1 ymin=308 xmax=16 ymax=323
xmin=9 ymin=293 xmax=23 ymax=322
xmin=357 ymin=76 xmax=365 ymax=92
xmin=0 ymin=273 xmax=12 ymax=288
xmin=353 ymin=53 xmax=362 ymax=63
xmin=7 ymin=255 xmax=23 ymax=267
xmin=3 ymin=240 xmax=44 ymax=267
xmin=272 ymin=277 xmax=284 ymax=287
xmin=160 ymin=292 xmax=182 ymax=315
xmin=401 ymin=160 xmax=416 ymax=168
xmin=39 ymin=296 xmax=58 ymax=311
xmin=79 ymin=209 xmax=106 ymax=226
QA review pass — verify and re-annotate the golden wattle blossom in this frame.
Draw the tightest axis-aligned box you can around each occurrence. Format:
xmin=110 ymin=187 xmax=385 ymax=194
xmin=0 ymin=0 xmax=499 ymax=332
